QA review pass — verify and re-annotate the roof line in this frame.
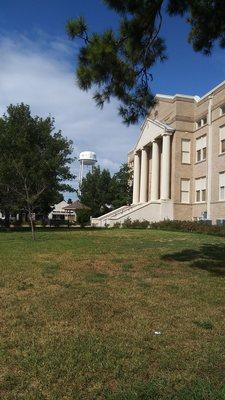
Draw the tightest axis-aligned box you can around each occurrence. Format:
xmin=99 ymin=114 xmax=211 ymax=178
xmin=155 ymin=80 xmax=225 ymax=103
xmin=156 ymin=93 xmax=199 ymax=101
xmin=199 ymin=80 xmax=225 ymax=101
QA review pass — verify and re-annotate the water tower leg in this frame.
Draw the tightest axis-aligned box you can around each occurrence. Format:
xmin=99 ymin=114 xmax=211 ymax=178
xmin=81 ymin=160 xmax=84 ymax=182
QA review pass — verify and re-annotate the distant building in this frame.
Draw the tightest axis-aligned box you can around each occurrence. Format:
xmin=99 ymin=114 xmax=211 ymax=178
xmin=63 ymin=200 xmax=90 ymax=221
xmin=92 ymin=81 xmax=225 ymax=226
xmin=48 ymin=201 xmax=75 ymax=221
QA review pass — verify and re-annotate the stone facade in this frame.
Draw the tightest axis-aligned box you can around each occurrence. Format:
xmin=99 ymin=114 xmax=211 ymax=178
xmin=92 ymin=82 xmax=225 ymax=227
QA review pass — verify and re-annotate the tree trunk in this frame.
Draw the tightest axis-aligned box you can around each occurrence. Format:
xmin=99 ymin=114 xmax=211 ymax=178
xmin=28 ymin=210 xmax=36 ymax=240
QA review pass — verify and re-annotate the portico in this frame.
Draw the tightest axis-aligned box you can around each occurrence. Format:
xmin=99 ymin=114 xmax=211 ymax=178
xmin=132 ymin=119 xmax=174 ymax=204
xmin=92 ymin=82 xmax=225 ymax=228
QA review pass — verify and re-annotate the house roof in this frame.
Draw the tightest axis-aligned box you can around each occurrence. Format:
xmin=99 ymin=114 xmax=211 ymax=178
xmin=63 ymin=200 xmax=90 ymax=211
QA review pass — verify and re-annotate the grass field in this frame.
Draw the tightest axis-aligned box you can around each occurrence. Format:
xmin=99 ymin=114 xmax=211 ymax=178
xmin=1 ymin=228 xmax=225 ymax=399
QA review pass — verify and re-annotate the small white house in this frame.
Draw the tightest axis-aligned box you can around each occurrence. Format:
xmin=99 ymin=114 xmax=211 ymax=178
xmin=48 ymin=201 xmax=75 ymax=221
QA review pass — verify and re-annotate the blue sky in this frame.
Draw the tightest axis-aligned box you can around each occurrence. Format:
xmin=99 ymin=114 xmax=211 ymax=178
xmin=0 ymin=0 xmax=224 ymax=192
xmin=1 ymin=0 xmax=224 ymax=95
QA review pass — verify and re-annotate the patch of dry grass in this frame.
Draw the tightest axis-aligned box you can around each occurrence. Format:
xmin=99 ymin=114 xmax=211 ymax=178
xmin=0 ymin=229 xmax=225 ymax=399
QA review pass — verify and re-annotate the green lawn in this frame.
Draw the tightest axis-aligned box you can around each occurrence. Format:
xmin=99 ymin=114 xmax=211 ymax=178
xmin=1 ymin=229 xmax=225 ymax=399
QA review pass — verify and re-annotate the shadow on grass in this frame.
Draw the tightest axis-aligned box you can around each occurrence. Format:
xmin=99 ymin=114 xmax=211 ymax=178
xmin=162 ymin=243 xmax=225 ymax=277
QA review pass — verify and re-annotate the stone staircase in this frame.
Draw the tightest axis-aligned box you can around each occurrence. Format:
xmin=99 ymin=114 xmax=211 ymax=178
xmin=91 ymin=200 xmax=174 ymax=227
xmin=91 ymin=205 xmax=134 ymax=227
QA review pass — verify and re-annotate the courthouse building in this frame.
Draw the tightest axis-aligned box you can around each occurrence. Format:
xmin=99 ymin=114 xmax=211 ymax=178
xmin=92 ymin=81 xmax=225 ymax=227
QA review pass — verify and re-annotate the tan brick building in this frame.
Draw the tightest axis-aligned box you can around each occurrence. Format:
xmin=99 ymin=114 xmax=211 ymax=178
xmin=92 ymin=81 xmax=225 ymax=227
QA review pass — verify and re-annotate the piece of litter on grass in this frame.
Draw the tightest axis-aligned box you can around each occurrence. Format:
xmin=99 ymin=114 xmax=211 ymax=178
xmin=154 ymin=331 xmax=162 ymax=335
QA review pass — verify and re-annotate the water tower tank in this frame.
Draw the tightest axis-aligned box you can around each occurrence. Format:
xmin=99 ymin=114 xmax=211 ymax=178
xmin=78 ymin=151 xmax=97 ymax=189
xmin=79 ymin=151 xmax=97 ymax=166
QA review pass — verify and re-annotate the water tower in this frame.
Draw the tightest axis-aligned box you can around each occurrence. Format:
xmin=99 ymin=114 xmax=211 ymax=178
xmin=78 ymin=151 xmax=97 ymax=184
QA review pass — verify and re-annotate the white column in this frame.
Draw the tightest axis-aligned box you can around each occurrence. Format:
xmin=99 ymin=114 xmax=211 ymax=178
xmin=151 ymin=140 xmax=160 ymax=201
xmin=132 ymin=152 xmax=141 ymax=204
xmin=161 ymin=134 xmax=171 ymax=200
xmin=140 ymin=147 xmax=148 ymax=203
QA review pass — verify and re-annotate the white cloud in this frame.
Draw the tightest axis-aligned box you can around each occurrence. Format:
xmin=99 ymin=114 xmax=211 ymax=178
xmin=0 ymin=32 xmax=138 ymax=186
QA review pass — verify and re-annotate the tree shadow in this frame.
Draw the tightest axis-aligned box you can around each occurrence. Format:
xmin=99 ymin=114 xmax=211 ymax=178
xmin=162 ymin=243 xmax=225 ymax=277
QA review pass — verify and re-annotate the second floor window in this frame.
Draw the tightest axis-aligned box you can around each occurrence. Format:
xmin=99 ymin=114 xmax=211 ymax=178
xmin=195 ymin=177 xmax=206 ymax=202
xmin=219 ymin=125 xmax=225 ymax=154
xmin=220 ymin=105 xmax=225 ymax=115
xmin=196 ymin=135 xmax=207 ymax=162
xmin=181 ymin=139 xmax=191 ymax=164
xmin=196 ymin=116 xmax=207 ymax=129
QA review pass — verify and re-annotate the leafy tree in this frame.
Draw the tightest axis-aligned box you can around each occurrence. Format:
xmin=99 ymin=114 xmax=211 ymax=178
xmin=0 ymin=104 xmax=74 ymax=239
xmin=109 ymin=163 xmax=133 ymax=208
xmin=78 ymin=163 xmax=132 ymax=217
xmin=0 ymin=186 xmax=21 ymax=227
xmin=79 ymin=166 xmax=112 ymax=217
xmin=76 ymin=208 xmax=92 ymax=227
xmin=66 ymin=0 xmax=225 ymax=125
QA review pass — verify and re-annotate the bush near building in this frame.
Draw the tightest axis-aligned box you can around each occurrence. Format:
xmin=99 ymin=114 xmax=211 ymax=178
xmin=119 ymin=218 xmax=225 ymax=236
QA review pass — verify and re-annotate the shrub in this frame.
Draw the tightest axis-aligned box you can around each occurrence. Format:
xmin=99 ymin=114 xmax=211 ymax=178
xmin=76 ymin=209 xmax=91 ymax=227
xmin=122 ymin=218 xmax=150 ymax=229
xmin=120 ymin=218 xmax=225 ymax=235
xmin=113 ymin=222 xmax=121 ymax=228
xmin=41 ymin=219 xmax=47 ymax=228
xmin=150 ymin=219 xmax=225 ymax=235
xmin=49 ymin=220 xmax=69 ymax=228
xmin=122 ymin=218 xmax=132 ymax=228
xmin=131 ymin=219 xmax=150 ymax=229
xmin=11 ymin=220 xmax=22 ymax=228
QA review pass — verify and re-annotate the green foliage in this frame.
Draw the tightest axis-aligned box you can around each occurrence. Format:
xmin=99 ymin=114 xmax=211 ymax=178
xmin=66 ymin=16 xmax=87 ymax=39
xmin=49 ymin=220 xmax=70 ymax=228
xmin=167 ymin=1 xmax=225 ymax=55
xmin=0 ymin=104 xmax=74 ymax=238
xmin=79 ymin=163 xmax=132 ymax=217
xmin=150 ymin=220 xmax=225 ymax=235
xmin=122 ymin=218 xmax=150 ymax=229
xmin=79 ymin=166 xmax=112 ymax=217
xmin=113 ymin=222 xmax=121 ymax=228
xmin=76 ymin=208 xmax=91 ymax=227
xmin=67 ymin=0 xmax=225 ymax=124
xmin=110 ymin=163 xmax=133 ymax=209
xmin=119 ymin=219 xmax=225 ymax=234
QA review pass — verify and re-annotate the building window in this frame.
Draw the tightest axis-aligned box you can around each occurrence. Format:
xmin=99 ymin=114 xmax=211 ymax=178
xmin=202 ymin=116 xmax=207 ymax=125
xmin=197 ymin=120 xmax=201 ymax=129
xmin=219 ymin=125 xmax=225 ymax=154
xmin=180 ymin=179 xmax=190 ymax=203
xmin=181 ymin=139 xmax=191 ymax=164
xmin=196 ymin=116 xmax=207 ymax=129
xmin=220 ymin=105 xmax=225 ymax=115
xmin=196 ymin=190 xmax=201 ymax=202
xmin=219 ymin=172 xmax=225 ymax=200
xmin=196 ymin=135 xmax=207 ymax=162
xmin=195 ymin=177 xmax=206 ymax=202
xmin=222 ymin=140 xmax=225 ymax=153
xmin=202 ymin=189 xmax=206 ymax=202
